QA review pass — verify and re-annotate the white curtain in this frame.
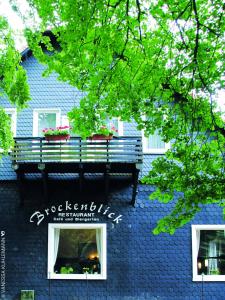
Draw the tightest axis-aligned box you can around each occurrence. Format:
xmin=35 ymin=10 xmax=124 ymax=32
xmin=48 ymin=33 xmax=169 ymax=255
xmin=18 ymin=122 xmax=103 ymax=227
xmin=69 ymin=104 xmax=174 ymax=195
xmin=96 ymin=228 xmax=102 ymax=265
xmin=148 ymin=132 xmax=165 ymax=149
xmin=197 ymin=230 xmax=201 ymax=255
xmin=208 ymin=240 xmax=217 ymax=274
xmin=53 ymin=228 xmax=60 ymax=268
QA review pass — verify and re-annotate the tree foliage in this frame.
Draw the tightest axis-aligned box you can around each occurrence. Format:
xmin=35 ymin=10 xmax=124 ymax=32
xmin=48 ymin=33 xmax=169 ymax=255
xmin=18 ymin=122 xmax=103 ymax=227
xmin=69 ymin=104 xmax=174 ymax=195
xmin=0 ymin=16 xmax=30 ymax=155
xmin=10 ymin=0 xmax=225 ymax=233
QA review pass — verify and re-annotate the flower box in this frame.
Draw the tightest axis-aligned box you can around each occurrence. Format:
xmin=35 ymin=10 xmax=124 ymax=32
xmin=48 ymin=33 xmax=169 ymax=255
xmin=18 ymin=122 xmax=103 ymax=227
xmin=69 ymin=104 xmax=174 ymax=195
xmin=89 ymin=134 xmax=113 ymax=140
xmin=45 ymin=134 xmax=70 ymax=141
xmin=88 ymin=125 xmax=118 ymax=140
xmin=43 ymin=126 xmax=71 ymax=141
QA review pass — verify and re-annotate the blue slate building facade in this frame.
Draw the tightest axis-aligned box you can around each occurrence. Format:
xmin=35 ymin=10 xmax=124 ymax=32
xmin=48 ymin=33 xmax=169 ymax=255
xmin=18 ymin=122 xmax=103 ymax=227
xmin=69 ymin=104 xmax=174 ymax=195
xmin=0 ymin=51 xmax=225 ymax=300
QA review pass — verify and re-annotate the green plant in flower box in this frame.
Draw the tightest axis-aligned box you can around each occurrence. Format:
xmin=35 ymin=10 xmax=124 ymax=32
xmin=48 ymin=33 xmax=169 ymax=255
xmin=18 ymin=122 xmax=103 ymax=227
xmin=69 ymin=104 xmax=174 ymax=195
xmin=95 ymin=125 xmax=118 ymax=136
xmin=42 ymin=126 xmax=71 ymax=136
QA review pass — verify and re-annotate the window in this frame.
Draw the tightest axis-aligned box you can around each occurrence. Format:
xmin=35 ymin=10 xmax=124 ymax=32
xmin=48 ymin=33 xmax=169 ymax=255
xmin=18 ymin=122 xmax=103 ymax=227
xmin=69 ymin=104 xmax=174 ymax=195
xmin=33 ymin=109 xmax=61 ymax=137
xmin=192 ymin=225 xmax=225 ymax=281
xmin=105 ymin=117 xmax=123 ymax=136
xmin=141 ymin=115 xmax=170 ymax=154
xmin=48 ymin=223 xmax=107 ymax=280
xmin=142 ymin=130 xmax=170 ymax=154
xmin=5 ymin=108 xmax=17 ymax=136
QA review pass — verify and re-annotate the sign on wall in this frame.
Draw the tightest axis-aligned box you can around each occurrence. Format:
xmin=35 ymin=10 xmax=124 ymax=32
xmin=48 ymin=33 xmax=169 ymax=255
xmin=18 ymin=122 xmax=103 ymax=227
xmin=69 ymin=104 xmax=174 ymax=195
xmin=30 ymin=201 xmax=123 ymax=225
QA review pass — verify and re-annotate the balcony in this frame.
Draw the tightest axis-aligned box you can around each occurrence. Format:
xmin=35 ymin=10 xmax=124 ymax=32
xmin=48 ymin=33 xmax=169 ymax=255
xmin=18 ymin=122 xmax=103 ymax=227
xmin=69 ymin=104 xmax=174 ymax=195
xmin=11 ymin=136 xmax=143 ymax=206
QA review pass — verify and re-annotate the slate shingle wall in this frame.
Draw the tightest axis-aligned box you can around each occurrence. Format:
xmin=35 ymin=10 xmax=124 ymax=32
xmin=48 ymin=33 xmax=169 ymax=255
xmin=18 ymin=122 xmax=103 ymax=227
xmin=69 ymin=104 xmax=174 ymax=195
xmin=0 ymin=180 xmax=225 ymax=300
xmin=1 ymin=53 xmax=224 ymax=300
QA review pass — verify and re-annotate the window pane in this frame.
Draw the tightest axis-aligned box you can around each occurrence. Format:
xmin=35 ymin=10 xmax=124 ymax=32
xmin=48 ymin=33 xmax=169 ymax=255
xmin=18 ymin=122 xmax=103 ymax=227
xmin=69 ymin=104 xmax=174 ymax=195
xmin=7 ymin=113 xmax=12 ymax=129
xmin=54 ymin=229 xmax=101 ymax=275
xmin=106 ymin=118 xmax=118 ymax=132
xmin=147 ymin=131 xmax=165 ymax=149
xmin=38 ymin=113 xmax=56 ymax=136
xmin=197 ymin=230 xmax=225 ymax=275
xmin=6 ymin=112 xmax=16 ymax=136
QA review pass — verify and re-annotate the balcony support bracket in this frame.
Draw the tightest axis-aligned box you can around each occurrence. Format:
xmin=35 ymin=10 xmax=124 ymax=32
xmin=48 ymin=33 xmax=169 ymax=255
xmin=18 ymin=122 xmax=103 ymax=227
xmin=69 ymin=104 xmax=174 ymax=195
xmin=79 ymin=163 xmax=84 ymax=194
xmin=41 ymin=170 xmax=48 ymax=203
xmin=131 ymin=169 xmax=140 ymax=207
xmin=17 ymin=172 xmax=25 ymax=207
xmin=104 ymin=164 xmax=111 ymax=204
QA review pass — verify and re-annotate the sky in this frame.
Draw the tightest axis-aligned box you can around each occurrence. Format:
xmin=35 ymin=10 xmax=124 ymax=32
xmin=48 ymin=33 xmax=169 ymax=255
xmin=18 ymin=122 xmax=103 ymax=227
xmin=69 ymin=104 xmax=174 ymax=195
xmin=0 ymin=0 xmax=28 ymax=50
xmin=0 ymin=0 xmax=24 ymax=29
xmin=0 ymin=0 xmax=224 ymax=113
xmin=216 ymin=91 xmax=225 ymax=115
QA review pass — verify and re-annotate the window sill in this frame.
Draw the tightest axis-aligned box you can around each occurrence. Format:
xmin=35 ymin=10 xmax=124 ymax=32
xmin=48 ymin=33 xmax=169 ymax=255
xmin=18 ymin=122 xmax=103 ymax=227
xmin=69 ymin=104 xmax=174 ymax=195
xmin=193 ymin=275 xmax=225 ymax=282
xmin=48 ymin=273 xmax=107 ymax=280
xmin=143 ymin=150 xmax=167 ymax=155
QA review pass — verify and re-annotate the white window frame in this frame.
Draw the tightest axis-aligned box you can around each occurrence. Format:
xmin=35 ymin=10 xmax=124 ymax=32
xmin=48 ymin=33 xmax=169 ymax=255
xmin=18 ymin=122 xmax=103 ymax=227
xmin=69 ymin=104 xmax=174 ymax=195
xmin=142 ymin=130 xmax=170 ymax=154
xmin=61 ymin=115 xmax=70 ymax=127
xmin=33 ymin=108 xmax=61 ymax=137
xmin=117 ymin=119 xmax=123 ymax=136
xmin=5 ymin=108 xmax=17 ymax=137
xmin=48 ymin=223 xmax=107 ymax=280
xmin=192 ymin=224 xmax=225 ymax=282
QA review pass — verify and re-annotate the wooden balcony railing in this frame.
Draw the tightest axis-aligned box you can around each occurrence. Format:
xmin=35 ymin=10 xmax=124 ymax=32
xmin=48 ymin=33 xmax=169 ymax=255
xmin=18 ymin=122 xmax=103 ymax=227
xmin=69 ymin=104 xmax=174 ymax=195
xmin=11 ymin=136 xmax=143 ymax=165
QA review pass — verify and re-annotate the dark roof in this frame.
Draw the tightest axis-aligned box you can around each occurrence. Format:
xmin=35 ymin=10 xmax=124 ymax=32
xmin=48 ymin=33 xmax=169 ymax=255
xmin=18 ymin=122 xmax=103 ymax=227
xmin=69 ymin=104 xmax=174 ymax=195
xmin=20 ymin=30 xmax=60 ymax=62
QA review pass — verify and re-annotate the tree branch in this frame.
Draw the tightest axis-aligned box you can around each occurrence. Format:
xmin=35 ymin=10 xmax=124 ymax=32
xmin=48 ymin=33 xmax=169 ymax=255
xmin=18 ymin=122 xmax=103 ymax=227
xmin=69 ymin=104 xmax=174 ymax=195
xmin=136 ymin=0 xmax=142 ymax=41
xmin=108 ymin=0 xmax=123 ymax=9
xmin=192 ymin=0 xmax=200 ymax=65
xmin=176 ymin=1 xmax=192 ymax=20
xmin=199 ymin=23 xmax=220 ymax=37
xmin=120 ymin=0 xmax=130 ymax=57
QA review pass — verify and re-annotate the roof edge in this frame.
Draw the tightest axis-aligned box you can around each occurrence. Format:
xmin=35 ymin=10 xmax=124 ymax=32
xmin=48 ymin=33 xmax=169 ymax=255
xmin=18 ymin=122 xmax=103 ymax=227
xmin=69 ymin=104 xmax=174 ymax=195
xmin=21 ymin=47 xmax=33 ymax=62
